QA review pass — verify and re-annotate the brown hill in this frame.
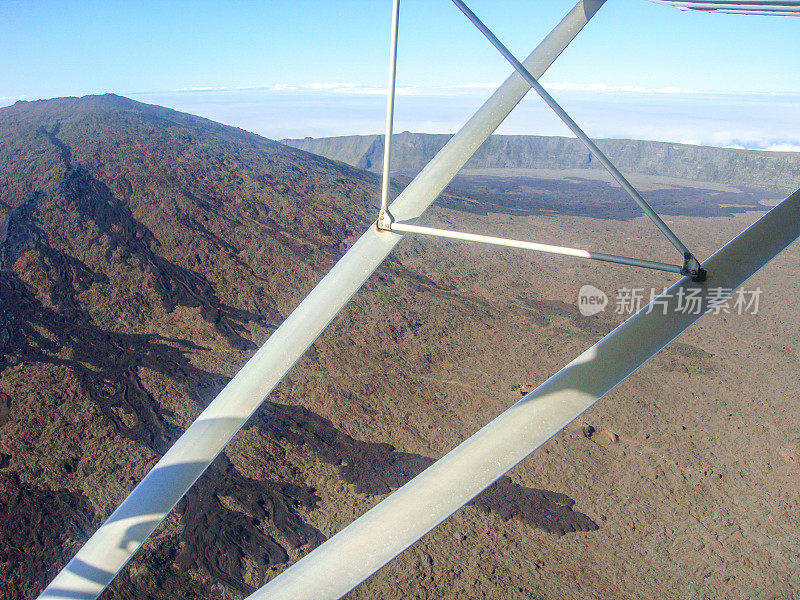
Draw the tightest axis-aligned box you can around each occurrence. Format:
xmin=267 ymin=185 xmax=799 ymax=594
xmin=1 ymin=95 xmax=799 ymax=600
xmin=0 ymin=95 xmax=598 ymax=599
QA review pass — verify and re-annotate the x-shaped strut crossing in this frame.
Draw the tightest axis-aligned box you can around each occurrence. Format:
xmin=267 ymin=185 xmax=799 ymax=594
xmin=377 ymin=0 xmax=706 ymax=281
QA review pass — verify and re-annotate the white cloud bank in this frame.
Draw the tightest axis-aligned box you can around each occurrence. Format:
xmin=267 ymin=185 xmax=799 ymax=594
xmin=546 ymin=82 xmax=700 ymax=94
xmin=266 ymin=82 xmax=503 ymax=96
xmin=3 ymin=83 xmax=798 ymax=152
xmin=761 ymin=144 xmax=800 ymax=152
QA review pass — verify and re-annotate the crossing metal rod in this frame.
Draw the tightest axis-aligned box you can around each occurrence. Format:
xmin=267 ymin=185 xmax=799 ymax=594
xmin=377 ymin=0 xmax=401 ymax=230
xmin=392 ymin=221 xmax=683 ymax=273
xmin=450 ymin=0 xmax=703 ymax=278
xmin=36 ymin=2 xmax=607 ymax=599
xmin=248 ymin=188 xmax=800 ymax=600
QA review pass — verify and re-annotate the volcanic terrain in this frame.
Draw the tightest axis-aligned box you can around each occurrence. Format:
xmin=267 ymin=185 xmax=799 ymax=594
xmin=1 ymin=95 xmax=799 ymax=600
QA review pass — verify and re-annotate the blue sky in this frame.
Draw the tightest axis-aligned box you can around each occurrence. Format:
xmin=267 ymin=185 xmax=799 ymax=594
xmin=2 ymin=0 xmax=798 ymax=149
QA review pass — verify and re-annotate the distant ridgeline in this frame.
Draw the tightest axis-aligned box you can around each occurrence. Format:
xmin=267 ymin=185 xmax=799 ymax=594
xmin=282 ymin=133 xmax=800 ymax=194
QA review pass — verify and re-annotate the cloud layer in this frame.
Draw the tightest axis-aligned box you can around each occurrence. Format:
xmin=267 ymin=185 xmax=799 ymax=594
xmin=3 ymin=84 xmax=798 ymax=152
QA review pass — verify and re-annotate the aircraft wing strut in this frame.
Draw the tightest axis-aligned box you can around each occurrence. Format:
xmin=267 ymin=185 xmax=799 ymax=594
xmin=250 ymin=186 xmax=800 ymax=600
xmin=36 ymin=0 xmax=800 ymax=598
xmin=37 ymin=2 xmax=608 ymax=598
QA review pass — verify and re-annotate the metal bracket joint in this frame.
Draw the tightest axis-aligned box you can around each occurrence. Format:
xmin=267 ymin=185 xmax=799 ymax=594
xmin=376 ymin=208 xmax=394 ymax=231
xmin=681 ymin=253 xmax=707 ymax=282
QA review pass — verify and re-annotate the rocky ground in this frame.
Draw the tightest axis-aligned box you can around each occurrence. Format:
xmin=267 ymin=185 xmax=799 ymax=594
xmin=1 ymin=95 xmax=798 ymax=600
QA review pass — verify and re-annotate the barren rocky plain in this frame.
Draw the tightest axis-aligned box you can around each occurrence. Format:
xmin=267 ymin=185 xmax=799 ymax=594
xmin=1 ymin=95 xmax=799 ymax=600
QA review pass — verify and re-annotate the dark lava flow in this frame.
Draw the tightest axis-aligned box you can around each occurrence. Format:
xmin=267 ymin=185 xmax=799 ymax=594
xmin=440 ymin=174 xmax=772 ymax=220
xmin=1 ymin=125 xmax=597 ymax=600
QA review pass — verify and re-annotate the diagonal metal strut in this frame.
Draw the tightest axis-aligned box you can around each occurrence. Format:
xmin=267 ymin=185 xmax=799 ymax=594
xmin=36 ymin=3 xmax=608 ymax=599
xmin=448 ymin=0 xmax=705 ymax=280
xmin=372 ymin=1 xmax=677 ymax=274
xmin=377 ymin=0 xmax=400 ymax=231
xmin=391 ymin=221 xmax=684 ymax=274
xmin=250 ymin=187 xmax=800 ymax=600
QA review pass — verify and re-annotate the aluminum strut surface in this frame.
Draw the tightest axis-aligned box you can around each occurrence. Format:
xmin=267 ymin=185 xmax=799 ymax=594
xmin=377 ymin=0 xmax=400 ymax=231
xmin=248 ymin=189 xmax=800 ymax=600
xmin=37 ymin=2 xmax=607 ymax=599
xmin=392 ymin=221 xmax=684 ymax=274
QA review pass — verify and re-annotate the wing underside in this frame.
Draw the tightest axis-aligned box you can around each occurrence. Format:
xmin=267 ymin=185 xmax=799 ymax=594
xmin=648 ymin=0 xmax=800 ymax=15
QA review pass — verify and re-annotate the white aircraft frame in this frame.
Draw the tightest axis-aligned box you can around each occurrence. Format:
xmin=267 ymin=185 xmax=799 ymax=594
xmin=37 ymin=1 xmax=800 ymax=599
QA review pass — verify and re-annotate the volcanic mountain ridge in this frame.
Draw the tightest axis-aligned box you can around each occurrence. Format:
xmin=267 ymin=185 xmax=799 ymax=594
xmin=0 ymin=95 xmax=604 ymax=600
